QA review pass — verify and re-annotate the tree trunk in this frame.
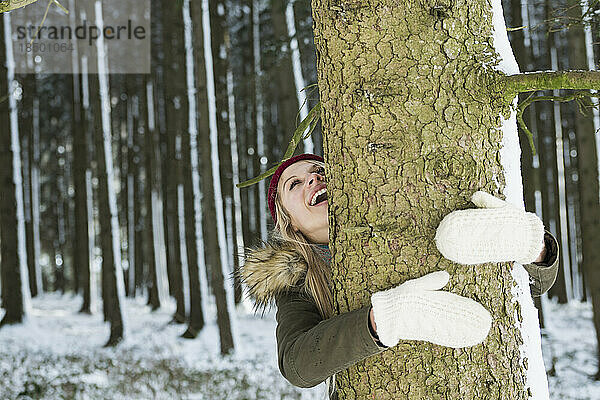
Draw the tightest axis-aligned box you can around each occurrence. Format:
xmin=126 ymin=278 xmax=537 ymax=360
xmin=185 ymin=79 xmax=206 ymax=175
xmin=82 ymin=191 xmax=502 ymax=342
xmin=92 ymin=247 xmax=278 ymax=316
xmin=160 ymin=0 xmax=187 ymax=316
xmin=270 ymin=0 xmax=301 ymax=155
xmin=18 ymin=72 xmax=41 ymax=298
xmin=0 ymin=12 xmax=30 ymax=326
xmin=566 ymin=0 xmax=600 ymax=378
xmin=73 ymin=70 xmax=92 ymax=312
xmin=312 ymin=0 xmax=545 ymax=397
xmin=151 ymin=0 xmax=176 ymax=300
xmin=89 ymin=4 xmax=125 ymax=344
xmin=209 ymin=0 xmax=241 ymax=306
xmin=179 ymin=0 xmax=208 ymax=337
xmin=292 ymin=0 xmax=323 ymax=152
xmin=191 ymin=0 xmax=235 ymax=355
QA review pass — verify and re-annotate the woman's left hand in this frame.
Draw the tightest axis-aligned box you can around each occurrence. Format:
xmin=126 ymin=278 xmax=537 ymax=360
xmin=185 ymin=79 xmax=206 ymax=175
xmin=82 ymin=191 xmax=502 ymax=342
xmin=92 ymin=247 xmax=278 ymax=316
xmin=435 ymin=191 xmax=545 ymax=265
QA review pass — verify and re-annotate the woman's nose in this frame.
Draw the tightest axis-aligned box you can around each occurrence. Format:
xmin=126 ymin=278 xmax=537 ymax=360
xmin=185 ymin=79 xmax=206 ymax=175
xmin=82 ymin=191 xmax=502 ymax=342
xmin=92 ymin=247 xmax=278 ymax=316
xmin=307 ymin=173 xmax=322 ymax=186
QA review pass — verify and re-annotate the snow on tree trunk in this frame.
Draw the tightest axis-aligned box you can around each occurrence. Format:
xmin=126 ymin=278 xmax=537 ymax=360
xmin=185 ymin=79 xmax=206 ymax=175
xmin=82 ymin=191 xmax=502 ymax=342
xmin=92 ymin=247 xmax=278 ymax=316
xmin=490 ymin=1 xmax=548 ymax=396
xmin=94 ymin=0 xmax=125 ymax=346
xmin=181 ymin=0 xmax=208 ymax=336
xmin=253 ymin=0 xmax=267 ymax=243
xmin=208 ymin=0 xmax=239 ymax=297
xmin=160 ymin=0 xmax=188 ymax=315
xmin=549 ymin=41 xmax=573 ymax=302
xmin=0 ymin=11 xmax=31 ymax=326
xmin=80 ymin=54 xmax=98 ymax=313
xmin=311 ymin=0 xmax=548 ymax=397
xmin=285 ymin=0 xmax=314 ymax=154
xmin=202 ymin=0 xmax=237 ymax=354
xmin=18 ymin=72 xmax=41 ymax=298
xmin=227 ymin=57 xmax=246 ymax=306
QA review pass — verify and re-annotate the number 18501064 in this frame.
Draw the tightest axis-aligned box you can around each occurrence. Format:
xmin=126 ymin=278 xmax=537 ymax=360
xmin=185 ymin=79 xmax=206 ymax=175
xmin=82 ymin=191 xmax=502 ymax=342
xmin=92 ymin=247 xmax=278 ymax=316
xmin=18 ymin=42 xmax=74 ymax=53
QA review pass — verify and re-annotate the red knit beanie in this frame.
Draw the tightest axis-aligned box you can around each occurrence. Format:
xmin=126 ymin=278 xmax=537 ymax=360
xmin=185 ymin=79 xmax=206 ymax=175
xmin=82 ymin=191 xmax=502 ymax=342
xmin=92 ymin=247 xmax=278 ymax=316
xmin=268 ymin=153 xmax=324 ymax=224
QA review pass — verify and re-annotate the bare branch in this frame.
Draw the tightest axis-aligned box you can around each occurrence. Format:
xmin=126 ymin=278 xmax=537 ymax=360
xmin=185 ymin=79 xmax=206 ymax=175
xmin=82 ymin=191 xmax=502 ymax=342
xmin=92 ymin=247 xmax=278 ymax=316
xmin=516 ymin=91 xmax=596 ymax=155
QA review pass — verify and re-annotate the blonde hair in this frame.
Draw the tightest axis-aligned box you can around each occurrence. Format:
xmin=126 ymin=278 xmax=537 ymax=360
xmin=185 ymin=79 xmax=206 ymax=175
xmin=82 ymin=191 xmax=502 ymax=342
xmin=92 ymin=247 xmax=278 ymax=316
xmin=272 ymin=160 xmax=334 ymax=319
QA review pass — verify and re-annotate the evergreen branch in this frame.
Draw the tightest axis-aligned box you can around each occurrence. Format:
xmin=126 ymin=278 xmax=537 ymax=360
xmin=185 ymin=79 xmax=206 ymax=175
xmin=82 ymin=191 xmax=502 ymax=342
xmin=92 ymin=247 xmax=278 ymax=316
xmin=237 ymin=102 xmax=322 ymax=188
xmin=516 ymin=91 xmax=595 ymax=156
xmin=504 ymin=70 xmax=600 ymax=101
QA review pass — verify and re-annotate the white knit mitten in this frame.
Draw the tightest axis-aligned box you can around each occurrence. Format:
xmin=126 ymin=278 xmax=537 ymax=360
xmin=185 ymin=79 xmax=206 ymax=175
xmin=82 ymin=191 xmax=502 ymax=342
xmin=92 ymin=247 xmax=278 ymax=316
xmin=370 ymin=271 xmax=492 ymax=348
xmin=435 ymin=191 xmax=545 ymax=265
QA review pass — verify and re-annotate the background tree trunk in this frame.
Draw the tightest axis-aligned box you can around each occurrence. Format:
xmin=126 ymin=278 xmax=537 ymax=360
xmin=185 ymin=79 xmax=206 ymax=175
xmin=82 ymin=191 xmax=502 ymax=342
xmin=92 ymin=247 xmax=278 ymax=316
xmin=89 ymin=4 xmax=125 ymax=343
xmin=504 ymin=0 xmax=545 ymax=326
xmin=566 ymin=0 xmax=600 ymax=378
xmin=160 ymin=0 xmax=187 ymax=317
xmin=0 ymin=12 xmax=30 ymax=327
xmin=18 ymin=72 xmax=41 ymax=298
xmin=193 ymin=0 xmax=235 ymax=355
xmin=312 ymin=0 xmax=544 ymax=397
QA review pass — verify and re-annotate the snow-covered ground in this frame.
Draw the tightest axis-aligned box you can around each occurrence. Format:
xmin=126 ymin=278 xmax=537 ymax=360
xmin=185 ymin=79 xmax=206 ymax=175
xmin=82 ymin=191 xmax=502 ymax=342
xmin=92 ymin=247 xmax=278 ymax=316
xmin=0 ymin=294 xmax=325 ymax=400
xmin=0 ymin=294 xmax=597 ymax=399
xmin=542 ymin=299 xmax=600 ymax=400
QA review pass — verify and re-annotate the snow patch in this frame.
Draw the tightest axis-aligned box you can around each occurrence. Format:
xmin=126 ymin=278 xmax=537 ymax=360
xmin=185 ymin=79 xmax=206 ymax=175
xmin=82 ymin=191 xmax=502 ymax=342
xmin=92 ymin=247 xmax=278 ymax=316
xmin=490 ymin=1 xmax=549 ymax=398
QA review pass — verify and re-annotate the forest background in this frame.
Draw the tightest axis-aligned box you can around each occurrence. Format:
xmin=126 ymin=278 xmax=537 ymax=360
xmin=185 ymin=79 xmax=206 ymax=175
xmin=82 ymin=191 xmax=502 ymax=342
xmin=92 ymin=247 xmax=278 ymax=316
xmin=0 ymin=0 xmax=599 ymax=398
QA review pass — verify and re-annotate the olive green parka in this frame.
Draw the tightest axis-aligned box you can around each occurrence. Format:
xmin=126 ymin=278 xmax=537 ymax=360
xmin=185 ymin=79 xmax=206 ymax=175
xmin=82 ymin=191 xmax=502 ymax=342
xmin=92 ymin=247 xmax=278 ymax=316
xmin=239 ymin=232 xmax=559 ymax=396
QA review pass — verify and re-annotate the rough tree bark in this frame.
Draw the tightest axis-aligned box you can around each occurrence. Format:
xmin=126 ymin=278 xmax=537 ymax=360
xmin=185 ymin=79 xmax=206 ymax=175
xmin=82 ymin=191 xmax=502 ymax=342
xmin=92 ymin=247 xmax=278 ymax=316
xmin=308 ymin=0 xmax=600 ymax=397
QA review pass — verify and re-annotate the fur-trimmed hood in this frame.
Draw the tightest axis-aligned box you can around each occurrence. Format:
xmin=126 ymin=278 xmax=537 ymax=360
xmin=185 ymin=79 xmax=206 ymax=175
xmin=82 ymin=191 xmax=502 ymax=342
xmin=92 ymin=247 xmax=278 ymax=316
xmin=238 ymin=241 xmax=310 ymax=311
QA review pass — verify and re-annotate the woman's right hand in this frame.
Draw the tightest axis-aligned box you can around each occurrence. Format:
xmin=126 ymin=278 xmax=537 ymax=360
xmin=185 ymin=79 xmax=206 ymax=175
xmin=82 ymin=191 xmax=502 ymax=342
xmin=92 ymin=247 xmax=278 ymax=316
xmin=370 ymin=271 xmax=492 ymax=348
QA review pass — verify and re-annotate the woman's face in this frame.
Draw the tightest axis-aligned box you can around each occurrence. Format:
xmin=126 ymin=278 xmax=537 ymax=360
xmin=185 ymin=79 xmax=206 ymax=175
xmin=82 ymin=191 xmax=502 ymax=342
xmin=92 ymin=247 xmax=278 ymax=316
xmin=277 ymin=160 xmax=329 ymax=244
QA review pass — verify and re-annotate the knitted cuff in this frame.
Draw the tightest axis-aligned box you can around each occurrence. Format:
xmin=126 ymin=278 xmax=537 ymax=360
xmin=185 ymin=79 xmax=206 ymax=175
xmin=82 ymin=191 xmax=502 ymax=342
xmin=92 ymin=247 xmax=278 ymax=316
xmin=367 ymin=306 xmax=387 ymax=348
xmin=515 ymin=212 xmax=545 ymax=265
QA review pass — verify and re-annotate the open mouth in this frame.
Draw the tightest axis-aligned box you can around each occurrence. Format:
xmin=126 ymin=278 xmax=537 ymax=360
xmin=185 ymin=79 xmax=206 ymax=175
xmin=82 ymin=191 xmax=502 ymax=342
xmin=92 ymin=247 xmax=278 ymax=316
xmin=310 ymin=188 xmax=328 ymax=206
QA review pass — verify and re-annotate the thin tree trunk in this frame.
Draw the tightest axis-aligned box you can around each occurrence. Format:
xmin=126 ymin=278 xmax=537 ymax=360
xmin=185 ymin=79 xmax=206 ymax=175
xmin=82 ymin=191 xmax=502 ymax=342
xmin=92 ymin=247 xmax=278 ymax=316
xmin=90 ymin=2 xmax=125 ymax=345
xmin=192 ymin=0 xmax=235 ymax=355
xmin=151 ymin=1 xmax=176 ymax=300
xmin=270 ymin=0 xmax=300 ymax=155
xmin=73 ymin=70 xmax=92 ymax=312
xmin=181 ymin=0 xmax=207 ymax=337
xmin=285 ymin=0 xmax=313 ymax=153
xmin=543 ymin=0 xmax=568 ymax=303
xmin=209 ymin=0 xmax=241 ymax=305
xmin=252 ymin=0 xmax=267 ymax=241
xmin=160 ymin=0 xmax=187 ymax=316
xmin=0 ymin=12 xmax=30 ymax=327
xmin=18 ymin=73 xmax=41 ymax=298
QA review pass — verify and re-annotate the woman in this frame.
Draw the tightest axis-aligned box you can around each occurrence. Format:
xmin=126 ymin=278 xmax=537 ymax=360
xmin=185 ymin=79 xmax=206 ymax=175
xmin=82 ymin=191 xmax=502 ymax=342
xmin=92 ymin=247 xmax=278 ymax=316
xmin=239 ymin=153 xmax=558 ymax=398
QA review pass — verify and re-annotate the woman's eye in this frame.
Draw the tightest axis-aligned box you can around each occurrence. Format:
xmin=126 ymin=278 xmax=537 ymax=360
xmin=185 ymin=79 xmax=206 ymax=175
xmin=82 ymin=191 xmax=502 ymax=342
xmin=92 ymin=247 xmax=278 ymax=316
xmin=289 ymin=180 xmax=300 ymax=190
